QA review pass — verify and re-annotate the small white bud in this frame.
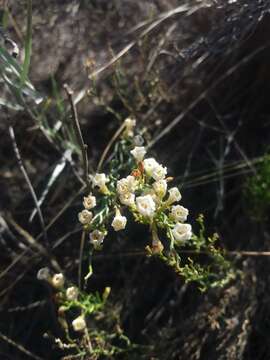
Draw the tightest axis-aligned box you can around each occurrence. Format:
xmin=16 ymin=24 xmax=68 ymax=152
xmin=124 ymin=117 xmax=136 ymax=137
xmin=72 ymin=315 xmax=86 ymax=332
xmin=124 ymin=117 xmax=136 ymax=128
xmin=90 ymin=230 xmax=106 ymax=247
xmin=52 ymin=273 xmax=65 ymax=289
xmin=91 ymin=173 xmax=109 ymax=194
xmin=152 ymin=164 xmax=167 ymax=181
xmin=167 ymin=187 xmax=182 ymax=204
xmin=130 ymin=146 xmax=146 ymax=162
xmin=136 ymin=194 xmax=156 ymax=218
xmin=66 ymin=286 xmax=79 ymax=301
xmin=172 ymin=223 xmax=192 ymax=242
xmin=153 ymin=180 xmax=167 ymax=199
xmin=170 ymin=205 xmax=189 ymax=222
xmin=143 ymin=158 xmax=159 ymax=177
xmin=83 ymin=195 xmax=96 ymax=210
xmin=78 ymin=209 xmax=93 ymax=225
xmin=111 ymin=210 xmax=127 ymax=231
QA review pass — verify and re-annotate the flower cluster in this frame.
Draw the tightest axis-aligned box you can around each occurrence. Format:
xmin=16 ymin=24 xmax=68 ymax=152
xmin=78 ymin=191 xmax=106 ymax=249
xmin=127 ymin=149 xmax=192 ymax=251
xmin=37 ymin=269 xmax=85 ymax=332
xmin=77 ymin=119 xmax=192 ymax=254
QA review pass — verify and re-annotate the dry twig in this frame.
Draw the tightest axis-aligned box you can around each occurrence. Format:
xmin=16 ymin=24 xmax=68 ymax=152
xmin=64 ymin=84 xmax=91 ymax=190
xmin=9 ymin=126 xmax=48 ymax=243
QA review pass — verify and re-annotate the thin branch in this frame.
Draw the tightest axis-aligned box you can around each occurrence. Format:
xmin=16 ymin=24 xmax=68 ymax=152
xmin=64 ymin=84 xmax=91 ymax=190
xmin=84 ymin=327 xmax=93 ymax=354
xmin=78 ymin=230 xmax=86 ymax=290
xmin=9 ymin=126 xmax=48 ymax=244
xmin=227 ymin=251 xmax=270 ymax=257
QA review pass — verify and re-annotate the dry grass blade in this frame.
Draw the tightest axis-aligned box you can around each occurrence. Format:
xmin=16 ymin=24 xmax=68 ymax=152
xmin=6 ymin=214 xmax=62 ymax=273
xmin=29 ymin=149 xmax=72 ymax=222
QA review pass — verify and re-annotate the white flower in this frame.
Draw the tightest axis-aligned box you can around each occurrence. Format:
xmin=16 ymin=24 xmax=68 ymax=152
xmin=51 ymin=273 xmax=65 ymax=289
xmin=37 ymin=267 xmax=51 ymax=281
xmin=136 ymin=194 xmax=156 ymax=218
xmin=72 ymin=315 xmax=86 ymax=332
xmin=124 ymin=117 xmax=136 ymax=129
xmin=167 ymin=187 xmax=182 ymax=204
xmin=78 ymin=209 xmax=93 ymax=225
xmin=152 ymin=164 xmax=167 ymax=181
xmin=91 ymin=173 xmax=109 ymax=193
xmin=111 ymin=209 xmax=127 ymax=231
xmin=90 ymin=230 xmax=105 ymax=247
xmin=143 ymin=158 xmax=159 ymax=177
xmin=170 ymin=205 xmax=189 ymax=222
xmin=83 ymin=195 xmax=96 ymax=209
xmin=117 ymin=176 xmax=137 ymax=195
xmin=119 ymin=192 xmax=135 ymax=207
xmin=153 ymin=179 xmax=167 ymax=199
xmin=66 ymin=286 xmax=79 ymax=301
xmin=143 ymin=158 xmax=167 ymax=180
xmin=124 ymin=117 xmax=136 ymax=137
xmin=130 ymin=146 xmax=146 ymax=162
xmin=172 ymin=223 xmax=192 ymax=242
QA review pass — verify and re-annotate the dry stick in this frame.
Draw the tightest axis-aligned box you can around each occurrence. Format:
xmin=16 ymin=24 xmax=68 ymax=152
xmin=64 ymin=85 xmax=92 ymax=290
xmin=181 ymin=250 xmax=270 ymax=257
xmin=6 ymin=300 xmax=47 ymax=313
xmin=9 ymin=126 xmax=48 ymax=244
xmin=78 ymin=230 xmax=86 ymax=290
xmin=227 ymin=251 xmax=270 ymax=257
xmin=64 ymin=84 xmax=91 ymax=190
xmin=84 ymin=327 xmax=93 ymax=354
xmin=0 ymin=331 xmax=44 ymax=360
xmin=92 ymin=250 xmax=270 ymax=260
